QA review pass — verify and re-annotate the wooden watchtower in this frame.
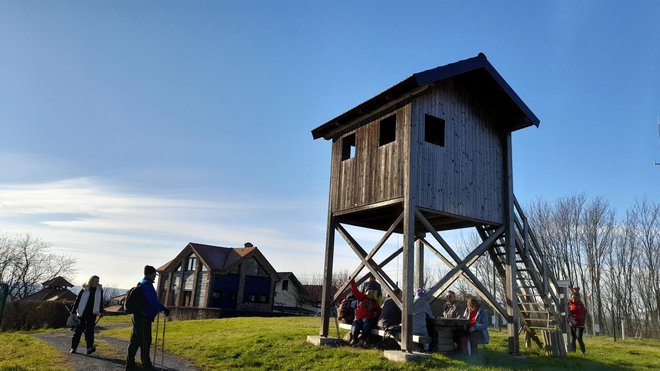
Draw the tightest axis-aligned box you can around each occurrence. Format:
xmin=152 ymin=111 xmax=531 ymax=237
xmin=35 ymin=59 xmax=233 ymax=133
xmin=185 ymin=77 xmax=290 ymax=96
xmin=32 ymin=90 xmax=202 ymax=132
xmin=312 ymin=54 xmax=566 ymax=355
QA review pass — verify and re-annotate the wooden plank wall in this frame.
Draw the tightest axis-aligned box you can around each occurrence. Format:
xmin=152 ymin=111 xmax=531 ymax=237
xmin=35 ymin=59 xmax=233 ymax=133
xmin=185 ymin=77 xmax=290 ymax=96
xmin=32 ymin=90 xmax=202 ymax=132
xmin=330 ymin=105 xmax=409 ymax=212
xmin=411 ymin=81 xmax=505 ymax=224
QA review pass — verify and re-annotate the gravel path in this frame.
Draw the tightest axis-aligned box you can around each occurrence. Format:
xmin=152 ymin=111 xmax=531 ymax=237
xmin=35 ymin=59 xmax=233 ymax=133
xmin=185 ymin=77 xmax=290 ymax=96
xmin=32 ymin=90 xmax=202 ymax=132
xmin=33 ymin=324 xmax=199 ymax=371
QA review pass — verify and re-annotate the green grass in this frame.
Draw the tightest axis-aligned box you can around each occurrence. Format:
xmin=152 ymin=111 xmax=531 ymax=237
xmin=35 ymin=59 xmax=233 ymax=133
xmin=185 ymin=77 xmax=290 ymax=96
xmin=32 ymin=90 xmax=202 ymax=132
xmin=100 ymin=316 xmax=660 ymax=370
xmin=0 ymin=332 xmax=68 ymax=370
xmin=2 ymin=316 xmax=658 ymax=370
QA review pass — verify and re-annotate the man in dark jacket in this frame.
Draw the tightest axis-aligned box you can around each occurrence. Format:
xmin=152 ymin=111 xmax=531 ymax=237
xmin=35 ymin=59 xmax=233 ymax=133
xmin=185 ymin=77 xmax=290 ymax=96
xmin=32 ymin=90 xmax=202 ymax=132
xmin=126 ymin=265 xmax=169 ymax=370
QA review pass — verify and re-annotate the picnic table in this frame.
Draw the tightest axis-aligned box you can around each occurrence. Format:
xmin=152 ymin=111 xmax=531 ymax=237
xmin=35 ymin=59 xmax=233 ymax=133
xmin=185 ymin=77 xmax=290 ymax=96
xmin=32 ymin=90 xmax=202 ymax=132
xmin=429 ymin=317 xmax=469 ymax=352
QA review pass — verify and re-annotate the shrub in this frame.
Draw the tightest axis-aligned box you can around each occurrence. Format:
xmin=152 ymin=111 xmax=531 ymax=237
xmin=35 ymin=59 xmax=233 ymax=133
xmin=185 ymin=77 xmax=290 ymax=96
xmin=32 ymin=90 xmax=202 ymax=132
xmin=0 ymin=300 xmax=70 ymax=331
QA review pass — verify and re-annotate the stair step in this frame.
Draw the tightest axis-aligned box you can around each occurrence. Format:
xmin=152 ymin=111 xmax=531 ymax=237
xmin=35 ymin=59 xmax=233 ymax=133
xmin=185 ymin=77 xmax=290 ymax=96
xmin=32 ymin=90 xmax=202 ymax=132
xmin=520 ymin=310 xmax=551 ymax=314
xmin=527 ymin=326 xmax=557 ymax=330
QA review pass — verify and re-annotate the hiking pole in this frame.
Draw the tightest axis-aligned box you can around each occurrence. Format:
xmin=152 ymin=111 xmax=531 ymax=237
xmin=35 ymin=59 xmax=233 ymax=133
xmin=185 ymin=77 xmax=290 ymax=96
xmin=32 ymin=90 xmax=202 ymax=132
xmin=161 ymin=314 xmax=166 ymax=371
xmin=330 ymin=305 xmax=340 ymax=339
xmin=153 ymin=313 xmax=160 ymax=366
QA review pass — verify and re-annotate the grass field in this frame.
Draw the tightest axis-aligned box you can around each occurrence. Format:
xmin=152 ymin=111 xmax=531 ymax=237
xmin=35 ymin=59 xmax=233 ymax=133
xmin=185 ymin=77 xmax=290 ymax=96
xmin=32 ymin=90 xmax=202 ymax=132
xmin=99 ymin=315 xmax=660 ymax=370
xmin=2 ymin=315 xmax=659 ymax=370
xmin=0 ymin=331 xmax=68 ymax=370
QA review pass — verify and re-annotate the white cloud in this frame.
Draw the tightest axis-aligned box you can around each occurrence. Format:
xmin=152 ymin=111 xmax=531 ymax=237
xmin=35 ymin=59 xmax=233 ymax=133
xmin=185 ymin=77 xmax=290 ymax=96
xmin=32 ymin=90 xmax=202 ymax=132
xmin=0 ymin=177 xmax=329 ymax=288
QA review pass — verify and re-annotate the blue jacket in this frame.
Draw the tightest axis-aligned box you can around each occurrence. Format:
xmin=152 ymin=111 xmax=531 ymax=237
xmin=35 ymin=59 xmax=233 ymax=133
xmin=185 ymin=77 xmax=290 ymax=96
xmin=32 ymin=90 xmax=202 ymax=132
xmin=139 ymin=277 xmax=166 ymax=319
xmin=464 ymin=307 xmax=490 ymax=344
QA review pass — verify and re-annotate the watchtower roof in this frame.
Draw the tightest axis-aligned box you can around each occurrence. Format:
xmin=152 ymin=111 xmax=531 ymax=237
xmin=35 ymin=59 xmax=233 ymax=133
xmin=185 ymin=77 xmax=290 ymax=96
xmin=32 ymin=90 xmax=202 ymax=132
xmin=312 ymin=53 xmax=539 ymax=140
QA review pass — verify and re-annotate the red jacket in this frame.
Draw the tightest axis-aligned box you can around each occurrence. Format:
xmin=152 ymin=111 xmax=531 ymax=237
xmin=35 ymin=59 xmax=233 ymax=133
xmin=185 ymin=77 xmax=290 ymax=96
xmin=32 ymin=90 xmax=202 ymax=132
xmin=350 ymin=280 xmax=381 ymax=321
xmin=568 ymin=299 xmax=586 ymax=327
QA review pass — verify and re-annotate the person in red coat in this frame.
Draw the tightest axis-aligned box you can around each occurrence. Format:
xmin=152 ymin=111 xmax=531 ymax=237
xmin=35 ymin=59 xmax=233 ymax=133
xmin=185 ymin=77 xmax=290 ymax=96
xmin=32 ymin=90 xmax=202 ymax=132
xmin=568 ymin=288 xmax=587 ymax=353
xmin=349 ymin=279 xmax=381 ymax=346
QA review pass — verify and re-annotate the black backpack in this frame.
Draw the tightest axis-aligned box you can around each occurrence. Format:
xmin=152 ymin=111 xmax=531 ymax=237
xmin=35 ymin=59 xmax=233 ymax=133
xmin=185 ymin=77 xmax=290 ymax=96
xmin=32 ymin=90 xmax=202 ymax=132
xmin=123 ymin=284 xmax=146 ymax=314
xmin=338 ymin=297 xmax=355 ymax=324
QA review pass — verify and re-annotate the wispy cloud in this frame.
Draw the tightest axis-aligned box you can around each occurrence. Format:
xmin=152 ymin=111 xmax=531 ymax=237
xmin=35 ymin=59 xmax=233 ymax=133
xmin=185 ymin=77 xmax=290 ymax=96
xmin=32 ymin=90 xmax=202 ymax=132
xmin=0 ymin=177 xmax=328 ymax=288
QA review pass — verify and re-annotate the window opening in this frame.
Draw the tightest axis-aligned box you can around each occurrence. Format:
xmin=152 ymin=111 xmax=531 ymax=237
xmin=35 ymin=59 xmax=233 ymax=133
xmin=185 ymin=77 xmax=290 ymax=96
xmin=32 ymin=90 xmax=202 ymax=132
xmin=425 ymin=114 xmax=445 ymax=147
xmin=379 ymin=115 xmax=396 ymax=146
xmin=282 ymin=280 xmax=289 ymax=291
xmin=186 ymin=254 xmax=197 ymax=271
xmin=341 ymin=133 xmax=356 ymax=160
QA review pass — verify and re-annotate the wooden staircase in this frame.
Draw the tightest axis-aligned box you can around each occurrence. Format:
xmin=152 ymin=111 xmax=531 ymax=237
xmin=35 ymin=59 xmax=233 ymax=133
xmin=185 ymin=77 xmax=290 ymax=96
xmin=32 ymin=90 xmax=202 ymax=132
xmin=477 ymin=195 xmax=566 ymax=355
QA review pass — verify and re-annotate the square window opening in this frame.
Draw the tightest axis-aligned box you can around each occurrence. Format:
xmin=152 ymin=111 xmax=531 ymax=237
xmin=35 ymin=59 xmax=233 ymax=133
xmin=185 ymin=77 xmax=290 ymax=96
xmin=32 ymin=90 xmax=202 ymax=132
xmin=341 ymin=134 xmax=356 ymax=160
xmin=425 ymin=114 xmax=445 ymax=147
xmin=379 ymin=115 xmax=396 ymax=146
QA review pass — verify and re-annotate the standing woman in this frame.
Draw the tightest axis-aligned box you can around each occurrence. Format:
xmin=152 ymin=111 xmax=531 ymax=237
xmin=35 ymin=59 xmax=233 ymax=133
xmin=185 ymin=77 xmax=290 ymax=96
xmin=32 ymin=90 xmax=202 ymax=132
xmin=568 ymin=288 xmax=586 ymax=353
xmin=71 ymin=275 xmax=104 ymax=354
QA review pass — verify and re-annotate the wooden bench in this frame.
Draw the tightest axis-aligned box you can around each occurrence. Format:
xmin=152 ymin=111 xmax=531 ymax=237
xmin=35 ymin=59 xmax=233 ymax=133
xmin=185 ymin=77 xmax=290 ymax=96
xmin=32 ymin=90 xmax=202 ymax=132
xmin=337 ymin=322 xmax=432 ymax=347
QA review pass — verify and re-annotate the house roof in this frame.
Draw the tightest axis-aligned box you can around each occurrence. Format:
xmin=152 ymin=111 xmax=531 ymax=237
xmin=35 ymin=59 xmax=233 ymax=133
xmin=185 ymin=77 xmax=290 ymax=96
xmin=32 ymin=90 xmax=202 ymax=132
xmin=311 ymin=53 xmax=540 ymax=141
xmin=157 ymin=242 xmax=278 ymax=276
xmin=277 ymin=272 xmax=303 ymax=291
xmin=22 ymin=287 xmax=77 ymax=302
xmin=42 ymin=276 xmax=74 ymax=288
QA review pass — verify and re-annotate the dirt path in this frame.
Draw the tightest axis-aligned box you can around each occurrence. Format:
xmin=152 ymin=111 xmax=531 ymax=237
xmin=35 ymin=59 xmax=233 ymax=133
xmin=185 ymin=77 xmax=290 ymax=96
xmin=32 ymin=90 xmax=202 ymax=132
xmin=33 ymin=324 xmax=199 ymax=371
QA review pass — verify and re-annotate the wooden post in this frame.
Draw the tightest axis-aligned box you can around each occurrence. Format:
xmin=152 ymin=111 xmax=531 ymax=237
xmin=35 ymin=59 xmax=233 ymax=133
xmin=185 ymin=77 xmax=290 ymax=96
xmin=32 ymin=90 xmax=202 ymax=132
xmin=415 ymin=238 xmax=424 ymax=291
xmin=319 ymin=216 xmax=335 ymax=337
xmin=402 ymin=204 xmax=415 ymax=352
xmin=504 ymin=133 xmax=519 ymax=354
xmin=401 ymin=102 xmax=415 ymax=352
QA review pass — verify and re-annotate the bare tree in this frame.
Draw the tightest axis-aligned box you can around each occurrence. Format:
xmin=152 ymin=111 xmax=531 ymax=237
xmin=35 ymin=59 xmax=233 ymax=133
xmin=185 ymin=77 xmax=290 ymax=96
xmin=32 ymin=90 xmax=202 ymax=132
xmin=581 ymin=197 xmax=615 ymax=334
xmin=630 ymin=199 xmax=660 ymax=337
xmin=0 ymin=233 xmax=77 ymax=301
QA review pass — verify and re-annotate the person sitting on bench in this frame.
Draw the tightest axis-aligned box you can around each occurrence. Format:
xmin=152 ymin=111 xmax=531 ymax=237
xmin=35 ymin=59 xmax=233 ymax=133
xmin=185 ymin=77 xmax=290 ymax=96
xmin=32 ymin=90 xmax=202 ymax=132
xmin=413 ymin=288 xmax=434 ymax=352
xmin=349 ymin=279 xmax=381 ymax=346
xmin=377 ymin=289 xmax=401 ymax=331
xmin=462 ymin=297 xmax=490 ymax=353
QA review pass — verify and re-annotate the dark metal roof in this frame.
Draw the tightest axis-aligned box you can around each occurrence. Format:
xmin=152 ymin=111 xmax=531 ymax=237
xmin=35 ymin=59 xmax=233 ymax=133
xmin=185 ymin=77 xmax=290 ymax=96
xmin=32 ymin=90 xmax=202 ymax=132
xmin=311 ymin=53 xmax=540 ymax=140
xmin=157 ymin=242 xmax=278 ymax=276
xmin=22 ymin=287 xmax=77 ymax=302
xmin=42 ymin=276 xmax=74 ymax=288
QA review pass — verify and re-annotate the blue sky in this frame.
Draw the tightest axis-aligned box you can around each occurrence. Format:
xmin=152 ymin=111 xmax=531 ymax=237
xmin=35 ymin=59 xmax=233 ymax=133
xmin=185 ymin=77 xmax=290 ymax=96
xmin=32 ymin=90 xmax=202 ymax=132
xmin=1 ymin=1 xmax=659 ymax=289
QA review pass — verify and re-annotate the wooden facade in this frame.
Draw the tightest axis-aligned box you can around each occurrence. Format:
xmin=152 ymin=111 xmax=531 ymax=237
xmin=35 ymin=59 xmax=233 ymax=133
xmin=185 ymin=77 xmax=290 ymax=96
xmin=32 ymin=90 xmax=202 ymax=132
xmin=156 ymin=242 xmax=278 ymax=316
xmin=312 ymin=54 xmax=564 ymax=355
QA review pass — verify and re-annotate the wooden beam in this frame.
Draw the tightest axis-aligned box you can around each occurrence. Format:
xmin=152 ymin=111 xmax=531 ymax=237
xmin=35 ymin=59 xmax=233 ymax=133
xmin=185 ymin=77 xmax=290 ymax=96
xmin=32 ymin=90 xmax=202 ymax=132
xmin=420 ymin=238 xmax=508 ymax=317
xmin=332 ymin=246 xmax=404 ymax=306
xmin=319 ymin=216 xmax=335 ymax=337
xmin=423 ymin=225 xmax=505 ymax=301
xmin=336 ymin=223 xmax=399 ymax=300
xmin=504 ymin=132 xmax=519 ymax=354
xmin=415 ymin=238 xmax=424 ymax=290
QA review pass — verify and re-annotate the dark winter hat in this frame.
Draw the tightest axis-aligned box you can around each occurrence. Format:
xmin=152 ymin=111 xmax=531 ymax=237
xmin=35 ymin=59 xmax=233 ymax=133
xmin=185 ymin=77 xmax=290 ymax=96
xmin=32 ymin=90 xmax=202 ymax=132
xmin=144 ymin=265 xmax=157 ymax=276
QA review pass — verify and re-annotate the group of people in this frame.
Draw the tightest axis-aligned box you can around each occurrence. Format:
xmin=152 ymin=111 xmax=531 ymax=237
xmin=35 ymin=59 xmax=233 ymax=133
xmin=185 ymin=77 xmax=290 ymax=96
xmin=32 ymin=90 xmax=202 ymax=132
xmin=341 ymin=276 xmax=490 ymax=353
xmin=68 ymin=265 xmax=170 ymax=371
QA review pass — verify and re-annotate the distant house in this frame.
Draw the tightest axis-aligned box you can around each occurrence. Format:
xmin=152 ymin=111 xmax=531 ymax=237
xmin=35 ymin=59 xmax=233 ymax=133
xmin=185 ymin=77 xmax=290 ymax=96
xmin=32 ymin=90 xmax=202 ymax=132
xmin=273 ymin=272 xmax=322 ymax=315
xmin=156 ymin=242 xmax=279 ymax=316
xmin=21 ymin=276 xmax=77 ymax=303
xmin=104 ymin=293 xmax=126 ymax=314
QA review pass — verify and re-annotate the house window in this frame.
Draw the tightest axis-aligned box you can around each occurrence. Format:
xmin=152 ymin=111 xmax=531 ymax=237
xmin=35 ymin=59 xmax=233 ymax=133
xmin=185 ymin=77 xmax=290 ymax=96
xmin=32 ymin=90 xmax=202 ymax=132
xmin=186 ymin=254 xmax=197 ymax=271
xmin=379 ymin=115 xmax=396 ymax=146
xmin=243 ymin=276 xmax=271 ymax=303
xmin=425 ymin=114 xmax=445 ymax=147
xmin=341 ymin=133 xmax=356 ymax=161
xmin=282 ymin=280 xmax=289 ymax=291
